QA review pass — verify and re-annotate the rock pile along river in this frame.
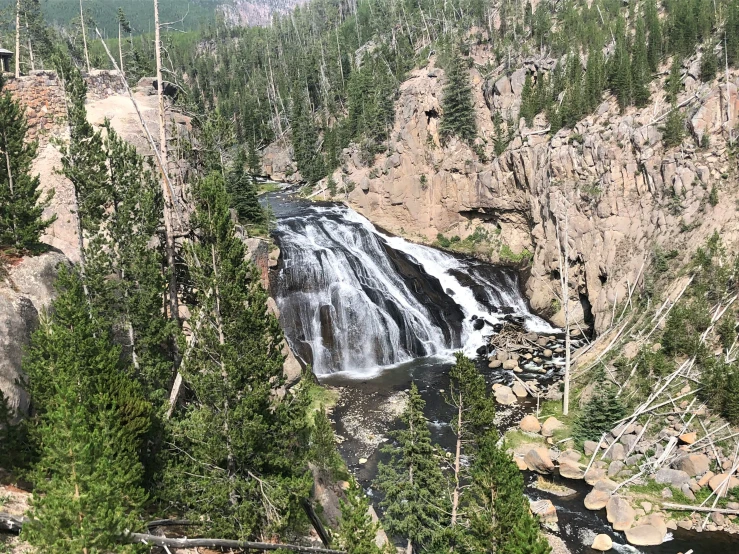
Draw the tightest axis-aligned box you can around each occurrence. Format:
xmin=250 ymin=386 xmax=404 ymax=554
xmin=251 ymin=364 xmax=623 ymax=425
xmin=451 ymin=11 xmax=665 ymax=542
xmin=266 ymin=191 xmax=739 ymax=554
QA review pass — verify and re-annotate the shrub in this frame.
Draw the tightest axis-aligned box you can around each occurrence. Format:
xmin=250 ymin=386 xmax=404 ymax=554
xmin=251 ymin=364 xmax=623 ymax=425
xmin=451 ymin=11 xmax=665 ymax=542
xmin=572 ymin=385 xmax=626 ymax=446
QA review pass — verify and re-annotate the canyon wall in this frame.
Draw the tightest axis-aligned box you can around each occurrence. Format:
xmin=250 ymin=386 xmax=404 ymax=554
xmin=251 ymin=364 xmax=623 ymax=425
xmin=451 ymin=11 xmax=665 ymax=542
xmin=267 ymin=53 xmax=739 ymax=333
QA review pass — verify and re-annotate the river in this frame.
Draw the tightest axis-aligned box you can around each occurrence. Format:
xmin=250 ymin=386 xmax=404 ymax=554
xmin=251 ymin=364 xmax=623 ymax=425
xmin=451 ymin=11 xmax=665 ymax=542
xmin=265 ymin=190 xmax=739 ymax=554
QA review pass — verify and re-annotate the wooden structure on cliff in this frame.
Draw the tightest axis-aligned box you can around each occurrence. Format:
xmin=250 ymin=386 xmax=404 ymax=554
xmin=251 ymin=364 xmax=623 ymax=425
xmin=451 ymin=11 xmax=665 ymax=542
xmin=0 ymin=49 xmax=13 ymax=73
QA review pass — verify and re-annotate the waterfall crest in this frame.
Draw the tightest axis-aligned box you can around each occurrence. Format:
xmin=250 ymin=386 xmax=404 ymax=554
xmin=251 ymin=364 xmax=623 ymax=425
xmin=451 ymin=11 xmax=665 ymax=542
xmin=272 ymin=202 xmax=554 ymax=376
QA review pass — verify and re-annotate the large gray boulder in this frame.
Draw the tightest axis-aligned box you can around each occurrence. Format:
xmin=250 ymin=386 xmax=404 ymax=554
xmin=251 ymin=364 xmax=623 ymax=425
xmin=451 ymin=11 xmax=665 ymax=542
xmin=524 ymin=447 xmax=555 ymax=474
xmin=606 ymin=496 xmax=635 ymax=531
xmin=0 ymin=251 xmax=69 ymax=417
xmin=672 ymin=453 xmax=711 ymax=477
xmin=654 ymin=468 xmax=691 ymax=487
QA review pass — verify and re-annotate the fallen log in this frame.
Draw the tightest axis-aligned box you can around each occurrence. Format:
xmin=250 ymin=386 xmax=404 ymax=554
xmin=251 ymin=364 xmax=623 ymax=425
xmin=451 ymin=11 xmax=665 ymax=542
xmin=0 ymin=513 xmax=347 ymax=554
xmin=663 ymin=503 xmax=739 ymax=515
xmin=128 ymin=533 xmax=347 ymax=553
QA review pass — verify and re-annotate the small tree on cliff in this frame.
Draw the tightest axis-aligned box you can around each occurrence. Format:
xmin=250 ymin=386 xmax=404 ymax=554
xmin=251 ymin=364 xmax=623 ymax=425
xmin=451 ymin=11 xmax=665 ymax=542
xmin=336 ymin=479 xmax=383 ymax=554
xmin=439 ymin=50 xmax=477 ymax=145
xmin=0 ymin=75 xmax=55 ymax=253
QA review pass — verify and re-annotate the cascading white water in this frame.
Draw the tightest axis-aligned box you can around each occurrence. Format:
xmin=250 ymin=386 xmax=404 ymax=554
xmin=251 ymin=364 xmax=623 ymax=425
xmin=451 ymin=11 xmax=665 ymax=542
xmin=273 ymin=201 xmax=556 ymax=376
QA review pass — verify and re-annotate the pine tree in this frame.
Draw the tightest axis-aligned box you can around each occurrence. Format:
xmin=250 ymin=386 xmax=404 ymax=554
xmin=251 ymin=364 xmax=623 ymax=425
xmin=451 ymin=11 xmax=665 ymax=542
xmin=439 ymin=50 xmax=477 ymax=145
xmin=374 ymin=383 xmax=449 ymax=553
xmin=468 ymin=431 xmax=551 ymax=554
xmin=247 ymin=140 xmax=262 ymax=175
xmin=446 ymin=353 xmax=496 ymax=531
xmin=585 ymin=48 xmax=606 ymax=112
xmin=337 ymin=479 xmax=382 ymax=554
xmin=572 ymin=383 xmax=626 ymax=445
xmin=645 ymin=0 xmax=662 ymax=72
xmin=21 ymin=267 xmax=150 ymax=553
xmin=0 ymin=389 xmax=26 ymax=470
xmin=310 ymin=406 xmax=344 ymax=477
xmin=700 ymin=42 xmax=718 ymax=83
xmin=632 ymin=18 xmax=651 ymax=107
xmin=662 ymin=104 xmax=685 ymax=148
xmin=666 ymin=56 xmax=683 ymax=104
xmin=291 ymin=87 xmax=325 ymax=184
xmin=609 ymin=18 xmax=633 ymax=110
xmin=520 ymin=72 xmax=536 ymax=126
xmin=228 ymin=149 xmax=264 ymax=224
xmin=0 ymin=75 xmax=55 ymax=252
xmin=728 ymin=0 xmax=739 ymax=66
xmin=163 ymin=172 xmax=312 ymax=540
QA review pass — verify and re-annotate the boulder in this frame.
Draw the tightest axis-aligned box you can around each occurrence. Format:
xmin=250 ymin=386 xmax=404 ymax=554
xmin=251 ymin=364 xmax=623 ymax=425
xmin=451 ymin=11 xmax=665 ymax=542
xmin=541 ymin=416 xmax=564 ymax=437
xmin=560 ymin=449 xmax=581 ymax=462
xmin=524 ymin=447 xmax=555 ymax=474
xmin=624 ymin=524 xmax=664 ymax=546
xmin=591 ymin=534 xmax=613 ymax=551
xmin=584 ymin=468 xmax=606 ymax=485
xmin=488 ymin=360 xmax=502 ymax=369
xmin=608 ymin=461 xmax=625 ymax=477
xmin=494 ymin=385 xmax=518 ymax=405
xmin=605 ymin=443 xmax=626 ymax=461
xmin=502 ymin=359 xmax=518 ymax=370
xmin=559 ymin=459 xmax=585 ymax=480
xmin=606 ymin=496 xmax=635 ymax=530
xmin=708 ymin=473 xmax=739 ymax=496
xmin=529 ymin=499 xmax=558 ymax=523
xmin=514 ymin=456 xmax=528 ymax=470
xmin=593 ymin=479 xmax=619 ymax=492
xmin=584 ymin=488 xmax=611 ymax=510
xmin=679 ymin=431 xmax=698 ymax=444
xmin=584 ymin=440 xmax=600 ymax=456
xmin=511 ymin=381 xmax=528 ymax=398
xmin=698 ymin=470 xmax=715 ymax=487
xmin=519 ymin=415 xmax=541 ymax=433
xmin=672 ymin=453 xmax=710 ymax=477
xmin=643 ymin=513 xmax=667 ymax=537
xmin=654 ymin=468 xmax=691 ymax=487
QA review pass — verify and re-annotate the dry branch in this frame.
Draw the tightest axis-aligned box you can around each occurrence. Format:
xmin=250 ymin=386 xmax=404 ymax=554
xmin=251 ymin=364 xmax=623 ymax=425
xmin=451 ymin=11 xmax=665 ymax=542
xmin=129 ymin=532 xmax=346 ymax=553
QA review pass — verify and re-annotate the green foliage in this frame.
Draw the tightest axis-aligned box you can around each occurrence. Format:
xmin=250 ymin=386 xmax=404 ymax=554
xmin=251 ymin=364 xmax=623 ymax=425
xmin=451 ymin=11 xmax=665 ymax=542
xmin=717 ymin=312 xmax=737 ymax=349
xmin=709 ymin=185 xmax=719 ymax=206
xmin=700 ymin=43 xmax=718 ymax=82
xmin=468 ymin=433 xmax=551 ymax=554
xmin=0 ymin=390 xmax=27 ymax=471
xmin=21 ymin=267 xmax=150 ymax=553
xmin=163 ymin=172 xmax=312 ymax=540
xmin=310 ymin=407 xmax=344 ymax=478
xmin=0 ymin=75 xmax=55 ymax=253
xmin=327 ymin=175 xmax=338 ymax=196
xmin=572 ymin=383 xmax=626 ymax=445
xmin=500 ymin=244 xmax=533 ymax=264
xmin=662 ymin=300 xmax=711 ymax=357
xmin=291 ymin=88 xmax=325 ymax=184
xmin=228 ymin=149 xmax=265 ymax=225
xmin=374 ymin=383 xmax=449 ymax=551
xmin=336 ymin=479 xmax=382 ymax=554
xmin=661 ymin=104 xmax=685 ymax=147
xmin=439 ymin=50 xmax=477 ymax=145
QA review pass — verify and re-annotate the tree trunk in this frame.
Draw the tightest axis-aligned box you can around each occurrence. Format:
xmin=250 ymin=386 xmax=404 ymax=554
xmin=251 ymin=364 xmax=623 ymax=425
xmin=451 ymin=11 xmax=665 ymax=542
xmin=79 ymin=0 xmax=90 ymax=73
xmin=25 ymin=14 xmax=34 ymax=72
xmin=153 ymin=0 xmax=182 ymax=395
xmin=15 ymin=0 xmax=20 ymax=77
xmin=2 ymin=131 xmax=18 ymax=246
xmin=451 ymin=392 xmax=462 ymax=525
xmin=118 ymin=21 xmax=124 ymax=74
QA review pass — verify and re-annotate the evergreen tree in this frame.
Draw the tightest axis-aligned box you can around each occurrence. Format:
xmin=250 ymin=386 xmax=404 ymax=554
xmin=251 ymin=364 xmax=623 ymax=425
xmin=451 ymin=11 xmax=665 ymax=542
xmin=163 ymin=172 xmax=312 ymax=540
xmin=520 ymin=72 xmax=536 ymax=126
xmin=228 ymin=149 xmax=264 ymax=224
xmin=662 ymin=104 xmax=685 ymax=147
xmin=609 ymin=18 xmax=633 ymax=110
xmin=439 ymin=51 xmax=477 ymax=145
xmin=374 ymin=383 xmax=449 ymax=553
xmin=585 ymin=48 xmax=606 ymax=112
xmin=21 ymin=267 xmax=150 ymax=553
xmin=572 ymin=383 xmax=626 ymax=445
xmin=291 ymin=87 xmax=325 ymax=184
xmin=645 ymin=0 xmax=663 ymax=72
xmin=666 ymin=57 xmax=683 ymax=104
xmin=337 ymin=479 xmax=382 ymax=554
xmin=728 ymin=0 xmax=739 ymax=66
xmin=700 ymin=42 xmax=718 ymax=83
xmin=0 ymin=389 xmax=26 ymax=470
xmin=468 ymin=432 xmax=551 ymax=554
xmin=444 ymin=353 xmax=496 ymax=540
xmin=247 ymin=140 xmax=262 ymax=175
xmin=0 ymin=75 xmax=55 ymax=252
xmin=310 ymin=406 xmax=344 ymax=478
xmin=632 ymin=18 xmax=651 ymax=107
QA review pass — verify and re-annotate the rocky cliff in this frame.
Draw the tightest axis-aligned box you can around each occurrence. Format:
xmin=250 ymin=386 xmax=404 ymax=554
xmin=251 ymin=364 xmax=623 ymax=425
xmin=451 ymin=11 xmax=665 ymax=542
xmin=266 ymin=50 xmax=739 ymax=334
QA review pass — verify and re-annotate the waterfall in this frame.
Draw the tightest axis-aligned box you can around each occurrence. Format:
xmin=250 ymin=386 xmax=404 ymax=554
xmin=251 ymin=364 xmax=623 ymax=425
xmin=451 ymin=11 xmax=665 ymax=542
xmin=272 ymin=201 xmax=555 ymax=376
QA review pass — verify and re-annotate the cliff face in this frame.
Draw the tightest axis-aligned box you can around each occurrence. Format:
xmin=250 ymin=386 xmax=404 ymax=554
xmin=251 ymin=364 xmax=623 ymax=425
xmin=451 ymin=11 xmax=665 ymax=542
xmin=299 ymin=55 xmax=739 ymax=334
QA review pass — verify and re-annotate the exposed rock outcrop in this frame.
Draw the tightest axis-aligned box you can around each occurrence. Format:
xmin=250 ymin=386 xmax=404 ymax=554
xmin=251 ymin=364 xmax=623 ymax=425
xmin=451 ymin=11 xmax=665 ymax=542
xmin=0 ymin=251 xmax=70 ymax=416
xmin=289 ymin=52 xmax=739 ymax=334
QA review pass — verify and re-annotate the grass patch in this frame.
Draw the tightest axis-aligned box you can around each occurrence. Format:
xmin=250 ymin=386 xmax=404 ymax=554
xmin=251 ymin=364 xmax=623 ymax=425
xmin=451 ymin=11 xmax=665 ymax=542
xmin=503 ymin=428 xmax=547 ymax=452
xmin=257 ymin=181 xmax=282 ymax=195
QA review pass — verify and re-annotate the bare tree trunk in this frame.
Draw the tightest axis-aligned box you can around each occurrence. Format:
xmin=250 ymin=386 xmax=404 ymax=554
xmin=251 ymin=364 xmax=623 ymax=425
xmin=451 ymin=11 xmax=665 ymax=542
xmin=25 ymin=14 xmax=34 ymax=72
xmin=2 ymin=131 xmax=18 ymax=244
xmin=15 ymin=0 xmax=20 ymax=77
xmin=80 ymin=0 xmax=90 ymax=73
xmin=153 ymin=0 xmax=181 ymax=340
xmin=451 ymin=393 xmax=462 ymax=525
xmin=558 ymin=191 xmax=571 ymax=415
xmin=118 ymin=21 xmax=124 ymax=75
